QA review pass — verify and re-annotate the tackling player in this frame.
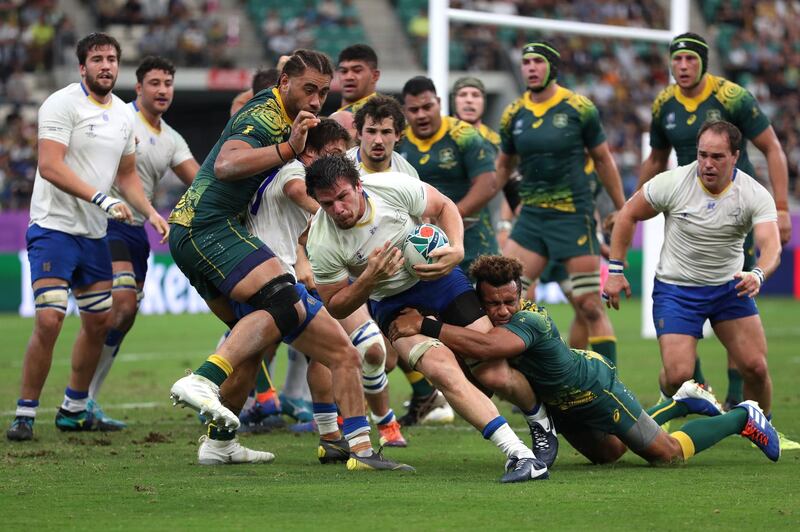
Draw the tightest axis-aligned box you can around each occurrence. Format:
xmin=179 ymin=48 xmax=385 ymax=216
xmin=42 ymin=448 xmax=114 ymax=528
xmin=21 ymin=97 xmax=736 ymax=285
xmin=7 ymin=33 xmax=168 ymax=441
xmin=390 ymin=255 xmax=782 ymax=465
xmin=88 ymin=56 xmax=200 ymax=428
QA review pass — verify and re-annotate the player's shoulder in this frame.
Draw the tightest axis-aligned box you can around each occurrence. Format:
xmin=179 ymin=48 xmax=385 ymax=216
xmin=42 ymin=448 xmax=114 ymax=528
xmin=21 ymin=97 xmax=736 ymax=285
xmin=446 ymin=116 xmax=481 ymax=146
xmin=362 ymin=170 xmax=418 ymax=189
xmin=651 ymin=84 xmax=678 ymax=117
xmin=708 ymin=74 xmax=752 ymax=107
xmin=500 ymin=94 xmax=526 ymax=128
xmin=233 ymin=87 xmax=290 ymax=129
xmin=41 ymin=83 xmax=84 ymax=110
xmin=478 ymin=123 xmax=501 ymax=146
xmin=562 ymin=88 xmax=597 ymax=117
xmin=276 ymin=159 xmax=306 ymax=181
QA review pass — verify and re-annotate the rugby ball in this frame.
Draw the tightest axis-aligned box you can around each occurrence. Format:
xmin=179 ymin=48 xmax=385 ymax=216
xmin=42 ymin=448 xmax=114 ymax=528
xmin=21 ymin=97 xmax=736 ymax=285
xmin=403 ymin=223 xmax=449 ymax=274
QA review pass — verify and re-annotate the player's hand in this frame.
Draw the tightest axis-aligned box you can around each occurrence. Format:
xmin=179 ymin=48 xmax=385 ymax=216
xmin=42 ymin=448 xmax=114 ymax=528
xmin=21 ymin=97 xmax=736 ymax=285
xmin=388 ymin=308 xmax=424 ymax=342
xmin=602 ymin=274 xmax=631 ymax=310
xmin=777 ymin=210 xmax=792 ymax=246
xmin=413 ymin=244 xmax=464 ymax=280
xmin=734 ymin=268 xmax=764 ymax=298
xmin=294 ymin=255 xmax=316 ymax=292
xmin=288 ymin=111 xmax=321 ymax=157
xmin=364 ymin=240 xmax=404 ymax=282
xmin=602 ymin=211 xmax=618 ymax=233
xmin=148 ymin=211 xmax=170 ymax=243
xmin=92 ymin=191 xmax=133 ymax=223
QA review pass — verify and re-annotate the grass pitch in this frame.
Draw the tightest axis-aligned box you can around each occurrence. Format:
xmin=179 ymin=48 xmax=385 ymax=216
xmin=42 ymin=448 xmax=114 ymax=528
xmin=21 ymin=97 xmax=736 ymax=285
xmin=1 ymin=299 xmax=799 ymax=530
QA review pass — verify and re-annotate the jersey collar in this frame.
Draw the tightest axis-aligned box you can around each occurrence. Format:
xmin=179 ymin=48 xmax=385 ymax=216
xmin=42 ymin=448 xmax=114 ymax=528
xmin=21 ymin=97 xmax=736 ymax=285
xmin=695 ymin=164 xmax=737 ymax=197
xmin=131 ymin=100 xmax=162 ymax=135
xmin=674 ymin=74 xmax=716 ymax=113
xmin=522 ymin=86 xmax=570 ymax=118
xmin=404 ymin=116 xmax=450 ymax=153
xmin=81 ymin=81 xmax=112 ymax=109
xmin=337 ymin=92 xmax=376 ymax=113
xmin=272 ymin=87 xmax=292 ymax=124
xmin=355 ymin=191 xmax=376 ymax=227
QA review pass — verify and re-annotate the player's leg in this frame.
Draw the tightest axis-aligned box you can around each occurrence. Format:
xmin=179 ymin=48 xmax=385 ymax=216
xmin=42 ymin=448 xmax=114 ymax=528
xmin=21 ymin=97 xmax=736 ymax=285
xmin=565 ymin=254 xmax=617 ymax=364
xmin=393 ymin=334 xmax=547 ymax=482
xmin=712 ymin=316 xmax=771 ymax=415
xmin=558 ymin=424 xmax=628 ymax=464
xmin=501 ymin=237 xmax=548 ymax=298
xmin=290 ymin=303 xmax=413 ymax=471
xmin=339 ymin=306 xmax=406 ymax=447
xmin=281 ymin=346 xmax=314 ymax=425
xmin=657 ymin=334 xmax=699 ymax=395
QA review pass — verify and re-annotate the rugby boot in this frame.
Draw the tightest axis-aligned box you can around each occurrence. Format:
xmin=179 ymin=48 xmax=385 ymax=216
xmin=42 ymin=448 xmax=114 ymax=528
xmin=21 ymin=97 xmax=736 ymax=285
xmin=737 ymin=400 xmax=780 ymax=462
xmin=673 ymin=380 xmax=724 ymax=417
xmin=318 ymin=437 xmax=350 ymax=464
xmin=346 ymin=450 xmax=415 ymax=472
xmin=197 ymin=435 xmax=275 ymax=465
xmin=7 ymin=416 xmax=34 ymax=441
xmin=170 ymin=373 xmax=240 ymax=430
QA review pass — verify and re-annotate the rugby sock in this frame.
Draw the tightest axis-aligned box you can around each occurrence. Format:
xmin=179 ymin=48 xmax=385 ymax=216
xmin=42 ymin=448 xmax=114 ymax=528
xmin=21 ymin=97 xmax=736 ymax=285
xmin=61 ymin=387 xmax=88 ymax=413
xmin=692 ymin=357 xmax=706 ymax=386
xmin=589 ymin=337 xmax=617 ymax=365
xmin=405 ymin=370 xmax=435 ymax=397
xmin=15 ymin=399 xmax=38 ymax=419
xmin=283 ymin=346 xmax=312 ymax=401
xmin=725 ymin=368 xmax=744 ymax=404
xmin=482 ymin=416 xmax=534 ymax=460
xmin=646 ymin=400 xmax=689 ymax=425
xmin=90 ymin=328 xmax=125 ymax=399
xmin=195 ymin=354 xmax=232 ymax=387
xmin=342 ymin=416 xmax=372 ymax=456
xmin=371 ymin=409 xmax=396 ymax=426
xmin=671 ymin=408 xmax=748 ymax=459
xmin=523 ymin=402 xmax=547 ymax=428
xmin=313 ymin=402 xmax=340 ymax=438
xmin=208 ymin=422 xmax=236 ymax=441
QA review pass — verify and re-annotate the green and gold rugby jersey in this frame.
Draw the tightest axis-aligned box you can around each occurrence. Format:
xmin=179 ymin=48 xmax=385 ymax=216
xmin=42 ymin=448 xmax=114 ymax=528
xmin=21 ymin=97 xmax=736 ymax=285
xmin=499 ymin=87 xmax=605 ymax=217
xmin=397 ymin=116 xmax=497 ymax=265
xmin=650 ymin=74 xmax=769 ymax=175
xmin=337 ymin=91 xmax=377 ymax=114
xmin=503 ymin=300 xmax=613 ymax=408
xmin=477 ymin=122 xmax=501 ymax=156
xmin=169 ymin=87 xmax=292 ymax=227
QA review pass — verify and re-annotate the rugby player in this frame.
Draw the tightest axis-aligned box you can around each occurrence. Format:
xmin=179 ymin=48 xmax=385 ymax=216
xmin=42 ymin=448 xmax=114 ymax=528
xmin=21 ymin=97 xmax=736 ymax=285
xmin=606 ymin=120 xmax=790 ymax=451
xmin=88 ymin=56 xmax=199 ymax=429
xmin=390 ymin=255 xmax=781 ymax=465
xmin=167 ymin=50 xmax=406 ymax=469
xmin=638 ymin=33 xmax=792 ymax=416
xmin=496 ymin=41 xmax=625 ymax=365
xmin=7 ymin=33 xmax=168 ymax=441
xmin=305 ymin=154 xmax=552 ymax=483
xmin=330 ymin=44 xmax=380 ymax=142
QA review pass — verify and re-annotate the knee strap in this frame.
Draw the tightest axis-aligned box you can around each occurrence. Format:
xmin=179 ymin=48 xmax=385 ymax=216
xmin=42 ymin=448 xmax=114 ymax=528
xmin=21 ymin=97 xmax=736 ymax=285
xmin=350 ymin=320 xmax=387 ymax=394
xmin=112 ymin=271 xmax=137 ymax=291
xmin=570 ymin=271 xmax=601 ymax=297
xmin=247 ymin=273 xmax=301 ymax=337
xmin=408 ymin=338 xmax=443 ymax=370
xmin=76 ymin=289 xmax=113 ymax=313
xmin=34 ymin=285 xmax=69 ymax=314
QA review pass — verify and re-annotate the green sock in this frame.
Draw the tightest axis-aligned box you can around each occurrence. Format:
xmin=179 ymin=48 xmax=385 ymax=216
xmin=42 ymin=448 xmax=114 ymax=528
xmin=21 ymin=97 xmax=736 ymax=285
xmin=208 ymin=423 xmax=236 ymax=441
xmin=589 ymin=337 xmax=617 ymax=365
xmin=255 ymin=361 xmax=272 ymax=394
xmin=405 ymin=371 xmax=435 ymax=397
xmin=672 ymin=408 xmax=747 ymax=458
xmin=195 ymin=359 xmax=229 ymax=387
xmin=646 ymin=400 xmax=689 ymax=425
xmin=725 ymin=368 xmax=744 ymax=403
xmin=692 ymin=357 xmax=706 ymax=386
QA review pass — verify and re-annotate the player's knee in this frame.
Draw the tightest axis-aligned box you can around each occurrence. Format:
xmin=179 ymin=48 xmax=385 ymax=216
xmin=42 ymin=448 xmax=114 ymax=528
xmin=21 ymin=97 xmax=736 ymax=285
xmin=474 ymin=364 xmax=512 ymax=395
xmin=575 ymin=295 xmax=604 ymax=322
xmin=663 ymin=364 xmax=693 ymax=389
xmin=737 ymin=356 xmax=769 ymax=382
xmin=349 ymin=320 xmax=385 ymax=364
xmin=113 ymin=295 xmax=139 ymax=332
xmin=35 ymin=308 xmax=66 ymax=335
xmin=246 ymin=274 xmax=303 ymax=337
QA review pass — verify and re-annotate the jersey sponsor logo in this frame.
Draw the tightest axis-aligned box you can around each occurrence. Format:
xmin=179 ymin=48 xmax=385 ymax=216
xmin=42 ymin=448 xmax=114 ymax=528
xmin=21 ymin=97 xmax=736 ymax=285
xmin=437 ymin=148 xmax=457 ymax=170
xmin=419 ymin=154 xmax=430 ymax=165
xmin=86 ymin=124 xmax=97 ymax=138
xmin=577 ymin=234 xmax=588 ymax=246
xmin=531 ymin=118 xmax=544 ymax=129
xmin=665 ymin=112 xmax=676 ymax=130
xmin=553 ymin=113 xmax=568 ymax=128
xmin=687 ymin=114 xmax=697 ymax=125
xmin=513 ymin=118 xmax=524 ymax=135
xmin=706 ymin=109 xmax=722 ymax=122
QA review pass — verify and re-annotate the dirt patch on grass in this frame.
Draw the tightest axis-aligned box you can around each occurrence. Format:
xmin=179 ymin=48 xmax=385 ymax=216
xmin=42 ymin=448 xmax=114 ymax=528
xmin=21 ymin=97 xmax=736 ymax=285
xmin=6 ymin=449 xmax=55 ymax=458
xmin=133 ymin=431 xmax=172 ymax=444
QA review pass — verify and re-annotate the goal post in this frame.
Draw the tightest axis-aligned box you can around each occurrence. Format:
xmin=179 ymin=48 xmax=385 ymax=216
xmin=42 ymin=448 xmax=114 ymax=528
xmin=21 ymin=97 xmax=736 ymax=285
xmin=427 ymin=0 xmax=690 ymax=338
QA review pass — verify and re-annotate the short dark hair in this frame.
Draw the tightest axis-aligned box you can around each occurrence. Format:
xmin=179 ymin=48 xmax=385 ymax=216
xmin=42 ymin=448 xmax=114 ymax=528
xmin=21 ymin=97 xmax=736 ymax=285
xmin=338 ymin=43 xmax=378 ymax=69
xmin=76 ymin=32 xmax=121 ymax=65
xmin=305 ymin=154 xmax=361 ymax=199
xmin=281 ymin=49 xmax=334 ymax=79
xmin=469 ymin=255 xmax=524 ymax=297
xmin=136 ymin=56 xmax=175 ymax=83
xmin=354 ymin=94 xmax=405 ymax=134
xmin=402 ymin=76 xmax=437 ymax=99
xmin=252 ymin=67 xmax=279 ymax=93
xmin=305 ymin=118 xmax=351 ymax=153
xmin=697 ymin=120 xmax=742 ymax=154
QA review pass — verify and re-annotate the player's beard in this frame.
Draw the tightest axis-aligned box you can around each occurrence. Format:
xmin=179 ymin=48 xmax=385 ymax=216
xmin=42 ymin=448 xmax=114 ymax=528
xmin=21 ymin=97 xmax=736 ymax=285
xmin=85 ymin=71 xmax=116 ymax=97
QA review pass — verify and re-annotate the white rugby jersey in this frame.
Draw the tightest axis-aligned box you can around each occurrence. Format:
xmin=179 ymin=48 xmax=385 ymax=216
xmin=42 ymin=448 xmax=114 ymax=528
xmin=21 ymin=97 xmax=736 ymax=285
xmin=346 ymin=146 xmax=419 ymax=179
xmin=643 ymin=161 xmax=776 ymax=286
xmin=109 ymin=101 xmax=194 ymax=226
xmin=307 ymin=172 xmax=427 ymax=300
xmin=244 ymin=160 xmax=311 ymax=277
xmin=30 ymin=82 xmax=135 ymax=238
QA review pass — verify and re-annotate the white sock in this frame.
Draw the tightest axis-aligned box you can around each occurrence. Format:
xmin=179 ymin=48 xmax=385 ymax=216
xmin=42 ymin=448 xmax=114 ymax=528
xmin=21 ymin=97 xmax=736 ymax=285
xmin=314 ymin=412 xmax=339 ymax=436
xmin=283 ymin=346 xmax=312 ymax=401
xmin=61 ymin=395 xmax=88 ymax=413
xmin=89 ymin=342 xmax=119 ymax=399
xmin=490 ymin=423 xmax=534 ymax=460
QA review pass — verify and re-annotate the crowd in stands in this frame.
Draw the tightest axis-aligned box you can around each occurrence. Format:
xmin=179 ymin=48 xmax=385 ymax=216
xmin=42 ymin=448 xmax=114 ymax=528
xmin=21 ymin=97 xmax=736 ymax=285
xmin=0 ymin=109 xmax=37 ymax=210
xmin=88 ymin=0 xmax=235 ymax=67
xmin=702 ymin=0 xmax=800 ymax=197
